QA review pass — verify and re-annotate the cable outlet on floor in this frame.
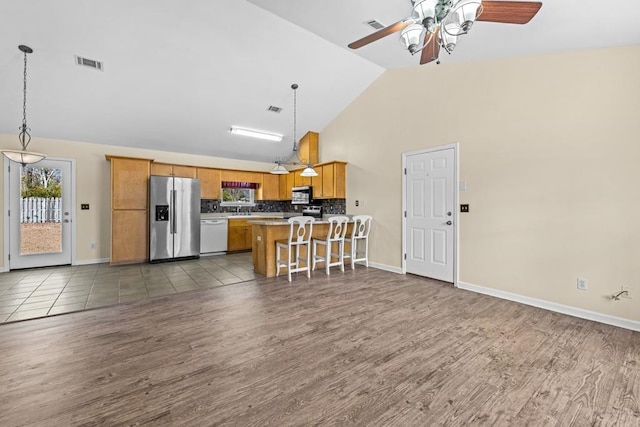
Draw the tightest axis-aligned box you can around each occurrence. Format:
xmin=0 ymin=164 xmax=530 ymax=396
xmin=577 ymin=277 xmax=588 ymax=291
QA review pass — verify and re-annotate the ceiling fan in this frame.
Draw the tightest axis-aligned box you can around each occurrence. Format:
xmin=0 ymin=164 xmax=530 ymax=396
xmin=348 ymin=0 xmax=542 ymax=65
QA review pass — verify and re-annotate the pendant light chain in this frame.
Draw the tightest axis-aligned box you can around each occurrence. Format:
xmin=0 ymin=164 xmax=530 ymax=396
xmin=19 ymin=47 xmax=31 ymax=150
xmin=292 ymin=83 xmax=297 ymax=152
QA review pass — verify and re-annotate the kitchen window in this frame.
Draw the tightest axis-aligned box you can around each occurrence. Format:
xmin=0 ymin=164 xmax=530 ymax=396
xmin=220 ymin=181 xmax=256 ymax=206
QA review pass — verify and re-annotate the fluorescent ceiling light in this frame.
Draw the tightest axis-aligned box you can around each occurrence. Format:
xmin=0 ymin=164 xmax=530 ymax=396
xmin=230 ymin=126 xmax=283 ymax=142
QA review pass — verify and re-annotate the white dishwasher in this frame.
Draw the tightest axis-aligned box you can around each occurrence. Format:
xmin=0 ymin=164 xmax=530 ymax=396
xmin=200 ymin=219 xmax=228 ymax=254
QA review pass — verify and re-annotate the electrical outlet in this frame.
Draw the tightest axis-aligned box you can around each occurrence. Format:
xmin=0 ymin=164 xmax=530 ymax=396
xmin=355 ymin=200 xmax=360 ymax=207
xmin=577 ymin=277 xmax=588 ymax=291
xmin=460 ymin=204 xmax=469 ymax=213
xmin=622 ymin=285 xmax=632 ymax=299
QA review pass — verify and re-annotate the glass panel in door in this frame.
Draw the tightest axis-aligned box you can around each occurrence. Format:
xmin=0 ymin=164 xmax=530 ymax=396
xmin=8 ymin=158 xmax=73 ymax=269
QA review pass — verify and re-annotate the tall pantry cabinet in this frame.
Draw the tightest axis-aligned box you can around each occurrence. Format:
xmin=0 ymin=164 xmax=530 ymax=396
xmin=106 ymin=155 xmax=152 ymax=265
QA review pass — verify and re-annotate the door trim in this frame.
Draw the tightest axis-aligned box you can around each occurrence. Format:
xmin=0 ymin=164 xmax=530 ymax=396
xmin=401 ymin=143 xmax=459 ymax=287
xmin=3 ymin=156 xmax=77 ymax=271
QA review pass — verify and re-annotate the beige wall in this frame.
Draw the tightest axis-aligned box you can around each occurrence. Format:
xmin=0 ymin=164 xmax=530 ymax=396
xmin=320 ymin=45 xmax=640 ymax=322
xmin=0 ymin=136 xmax=276 ymax=267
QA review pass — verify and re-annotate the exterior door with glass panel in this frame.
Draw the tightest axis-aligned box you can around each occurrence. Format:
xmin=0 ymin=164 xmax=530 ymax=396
xmin=405 ymin=147 xmax=455 ymax=282
xmin=8 ymin=158 xmax=72 ymax=269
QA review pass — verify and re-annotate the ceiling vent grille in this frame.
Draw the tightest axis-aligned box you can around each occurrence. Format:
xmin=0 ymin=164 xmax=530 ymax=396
xmin=267 ymin=105 xmax=282 ymax=113
xmin=365 ymin=19 xmax=385 ymax=30
xmin=75 ymin=55 xmax=104 ymax=71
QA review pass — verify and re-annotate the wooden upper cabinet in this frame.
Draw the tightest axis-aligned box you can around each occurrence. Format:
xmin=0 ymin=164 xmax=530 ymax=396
xmin=261 ymin=173 xmax=280 ymax=200
xmin=151 ymin=163 xmax=196 ymax=178
xmin=294 ymin=169 xmax=312 ymax=187
xmin=221 ymin=170 xmax=263 ymax=184
xmin=150 ymin=163 xmax=173 ymax=176
xmin=197 ymin=168 xmax=221 ymax=199
xmin=172 ymin=165 xmax=197 ymax=178
xmin=309 ymin=161 xmax=346 ymax=199
xmin=311 ymin=167 xmax=323 ymax=197
xmin=279 ymin=172 xmax=294 ymax=200
xmin=109 ymin=156 xmax=151 ymax=210
xmin=298 ymin=131 xmax=319 ymax=165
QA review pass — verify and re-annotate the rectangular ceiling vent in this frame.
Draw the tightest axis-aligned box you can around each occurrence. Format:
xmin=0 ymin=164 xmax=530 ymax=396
xmin=365 ymin=19 xmax=385 ymax=30
xmin=267 ymin=105 xmax=283 ymax=113
xmin=75 ymin=55 xmax=104 ymax=71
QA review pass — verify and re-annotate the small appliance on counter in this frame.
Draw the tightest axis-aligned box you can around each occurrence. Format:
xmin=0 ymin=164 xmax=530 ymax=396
xmin=149 ymin=175 xmax=201 ymax=262
xmin=292 ymin=186 xmax=312 ymax=205
xmin=302 ymin=205 xmax=322 ymax=219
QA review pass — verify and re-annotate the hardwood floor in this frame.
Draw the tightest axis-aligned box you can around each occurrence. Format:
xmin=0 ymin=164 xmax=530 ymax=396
xmin=0 ymin=267 xmax=638 ymax=426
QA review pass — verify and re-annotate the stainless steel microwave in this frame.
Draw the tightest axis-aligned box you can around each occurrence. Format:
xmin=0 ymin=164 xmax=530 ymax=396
xmin=292 ymin=186 xmax=313 ymax=205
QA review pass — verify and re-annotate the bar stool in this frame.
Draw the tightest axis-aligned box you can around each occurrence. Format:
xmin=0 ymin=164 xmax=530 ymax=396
xmin=344 ymin=215 xmax=372 ymax=269
xmin=312 ymin=215 xmax=349 ymax=275
xmin=276 ymin=216 xmax=314 ymax=282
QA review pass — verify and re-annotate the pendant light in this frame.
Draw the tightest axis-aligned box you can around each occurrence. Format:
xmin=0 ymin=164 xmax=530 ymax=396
xmin=1 ymin=45 xmax=46 ymax=166
xmin=270 ymin=84 xmax=317 ymax=176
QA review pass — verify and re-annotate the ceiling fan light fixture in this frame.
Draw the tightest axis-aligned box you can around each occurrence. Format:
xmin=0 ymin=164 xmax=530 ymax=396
xmin=440 ymin=27 xmax=458 ymax=53
xmin=400 ymin=23 xmax=427 ymax=55
xmin=449 ymin=0 xmax=483 ymax=34
xmin=412 ymin=0 xmax=438 ymax=30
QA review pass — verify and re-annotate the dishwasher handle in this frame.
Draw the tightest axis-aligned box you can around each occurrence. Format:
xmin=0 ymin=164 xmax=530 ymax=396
xmin=201 ymin=219 xmax=227 ymax=225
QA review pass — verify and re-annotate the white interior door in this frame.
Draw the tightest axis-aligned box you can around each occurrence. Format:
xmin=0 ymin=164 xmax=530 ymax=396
xmin=8 ymin=158 xmax=73 ymax=269
xmin=405 ymin=147 xmax=455 ymax=282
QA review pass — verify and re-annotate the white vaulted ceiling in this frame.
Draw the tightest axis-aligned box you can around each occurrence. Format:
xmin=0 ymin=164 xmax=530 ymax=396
xmin=1 ymin=1 xmax=639 ymax=162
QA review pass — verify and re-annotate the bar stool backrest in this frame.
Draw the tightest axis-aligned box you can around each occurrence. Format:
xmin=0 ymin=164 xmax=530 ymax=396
xmin=326 ymin=216 xmax=349 ymax=242
xmin=351 ymin=215 xmax=372 ymax=239
xmin=288 ymin=216 xmax=314 ymax=245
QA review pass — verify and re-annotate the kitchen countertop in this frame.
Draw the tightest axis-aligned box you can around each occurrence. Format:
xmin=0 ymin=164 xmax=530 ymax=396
xmin=200 ymin=212 xmax=286 ymax=220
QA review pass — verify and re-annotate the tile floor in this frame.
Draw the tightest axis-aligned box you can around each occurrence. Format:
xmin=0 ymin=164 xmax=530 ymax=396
xmin=0 ymin=253 xmax=255 ymax=324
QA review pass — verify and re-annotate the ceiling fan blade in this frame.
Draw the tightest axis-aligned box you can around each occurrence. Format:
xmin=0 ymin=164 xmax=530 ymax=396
xmin=420 ymin=32 xmax=440 ymax=65
xmin=476 ymin=1 xmax=542 ymax=24
xmin=348 ymin=20 xmax=411 ymax=49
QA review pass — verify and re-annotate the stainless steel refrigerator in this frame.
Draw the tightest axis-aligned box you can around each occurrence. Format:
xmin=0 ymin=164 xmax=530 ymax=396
xmin=149 ymin=175 xmax=201 ymax=262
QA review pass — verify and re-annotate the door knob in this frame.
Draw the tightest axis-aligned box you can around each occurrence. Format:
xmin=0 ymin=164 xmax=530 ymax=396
xmin=447 ymin=211 xmax=452 ymax=216
xmin=446 ymin=220 xmax=452 ymax=225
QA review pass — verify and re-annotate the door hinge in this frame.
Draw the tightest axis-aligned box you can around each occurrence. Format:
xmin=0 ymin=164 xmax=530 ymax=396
xmin=8 ymin=254 xmax=10 ymax=261
xmin=7 ymin=210 xmax=9 ymax=217
xmin=404 ymin=168 xmax=407 ymax=175
xmin=404 ymin=253 xmax=407 ymax=260
xmin=404 ymin=211 xmax=406 ymax=218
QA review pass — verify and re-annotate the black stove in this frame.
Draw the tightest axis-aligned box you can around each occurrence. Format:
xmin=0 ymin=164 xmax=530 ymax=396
xmin=301 ymin=206 xmax=322 ymax=219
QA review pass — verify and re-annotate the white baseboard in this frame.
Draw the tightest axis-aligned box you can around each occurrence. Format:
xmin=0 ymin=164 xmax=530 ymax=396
xmin=73 ymin=257 xmax=110 ymax=266
xmin=457 ymin=281 xmax=640 ymax=332
xmin=369 ymin=261 xmax=403 ymax=275
xmin=0 ymin=266 xmax=8 ymax=273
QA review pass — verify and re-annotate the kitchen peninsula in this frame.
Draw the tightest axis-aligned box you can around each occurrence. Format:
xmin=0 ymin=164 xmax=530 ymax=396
xmin=251 ymin=219 xmax=353 ymax=277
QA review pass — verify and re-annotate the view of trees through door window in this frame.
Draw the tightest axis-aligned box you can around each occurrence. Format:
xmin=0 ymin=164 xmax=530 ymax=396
xmin=20 ymin=165 xmax=63 ymax=255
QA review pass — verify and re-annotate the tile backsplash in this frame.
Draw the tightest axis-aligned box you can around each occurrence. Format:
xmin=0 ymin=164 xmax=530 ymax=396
xmin=201 ymin=199 xmax=346 ymax=215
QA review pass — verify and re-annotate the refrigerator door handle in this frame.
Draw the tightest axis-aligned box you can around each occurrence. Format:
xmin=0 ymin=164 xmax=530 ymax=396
xmin=170 ymin=189 xmax=176 ymax=234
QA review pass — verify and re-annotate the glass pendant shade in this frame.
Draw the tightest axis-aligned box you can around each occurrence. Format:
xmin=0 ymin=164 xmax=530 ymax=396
xmin=447 ymin=0 xmax=482 ymax=34
xmin=300 ymin=166 xmax=318 ymax=177
xmin=412 ymin=0 xmax=437 ymax=29
xmin=2 ymin=149 xmax=46 ymax=165
xmin=400 ymin=23 xmax=427 ymax=55
xmin=270 ymin=163 xmax=290 ymax=175
xmin=440 ymin=26 xmax=459 ymax=52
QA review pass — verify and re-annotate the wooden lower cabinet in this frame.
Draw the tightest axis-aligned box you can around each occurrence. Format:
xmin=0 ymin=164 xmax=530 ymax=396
xmin=227 ymin=219 xmax=252 ymax=252
xmin=111 ymin=209 xmax=148 ymax=264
